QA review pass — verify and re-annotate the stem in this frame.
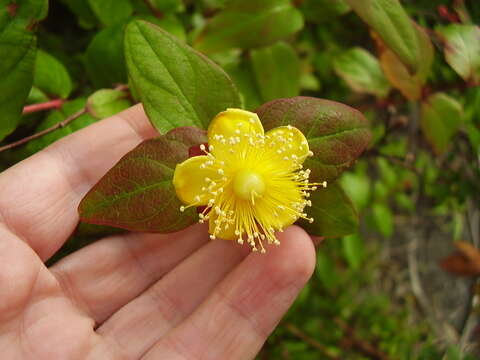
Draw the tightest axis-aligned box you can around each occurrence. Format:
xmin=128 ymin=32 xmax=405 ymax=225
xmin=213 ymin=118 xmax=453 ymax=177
xmin=285 ymin=323 xmax=340 ymax=360
xmin=0 ymin=108 xmax=86 ymax=153
xmin=22 ymin=99 xmax=64 ymax=115
xmin=142 ymin=0 xmax=163 ymax=18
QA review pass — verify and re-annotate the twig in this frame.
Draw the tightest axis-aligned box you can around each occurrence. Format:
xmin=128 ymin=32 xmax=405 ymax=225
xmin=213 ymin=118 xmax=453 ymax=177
xmin=142 ymin=0 xmax=163 ymax=18
xmin=285 ymin=323 xmax=340 ymax=360
xmin=335 ymin=318 xmax=392 ymax=360
xmin=0 ymin=108 xmax=86 ymax=152
xmin=22 ymin=99 xmax=64 ymax=115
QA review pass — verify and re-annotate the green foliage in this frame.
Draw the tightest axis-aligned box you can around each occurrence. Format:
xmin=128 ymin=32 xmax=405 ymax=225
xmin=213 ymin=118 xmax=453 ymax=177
xmin=345 ymin=0 xmax=425 ymax=72
xmin=420 ymin=92 xmax=463 ymax=154
xmin=124 ymin=20 xmax=241 ymax=133
xmin=87 ymin=89 xmax=131 ymax=119
xmin=85 ymin=23 xmax=127 ymax=88
xmin=0 ymin=0 xmax=42 ymax=141
xmin=250 ymin=41 xmax=300 ymax=102
xmin=437 ymin=24 xmax=480 ymax=83
xmin=34 ymin=49 xmax=72 ymax=98
xmin=194 ymin=0 xmax=304 ymax=54
xmin=333 ymin=47 xmax=390 ymax=98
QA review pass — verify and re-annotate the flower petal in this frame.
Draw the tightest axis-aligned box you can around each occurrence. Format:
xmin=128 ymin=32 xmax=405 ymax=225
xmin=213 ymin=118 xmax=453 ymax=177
xmin=264 ymin=126 xmax=310 ymax=169
xmin=209 ymin=213 xmax=237 ymax=240
xmin=173 ymin=156 xmax=217 ymax=205
xmin=208 ymin=108 xmax=264 ymax=156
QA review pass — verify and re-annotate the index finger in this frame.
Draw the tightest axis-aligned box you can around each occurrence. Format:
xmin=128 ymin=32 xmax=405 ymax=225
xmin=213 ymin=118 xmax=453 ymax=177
xmin=0 ymin=104 xmax=158 ymax=260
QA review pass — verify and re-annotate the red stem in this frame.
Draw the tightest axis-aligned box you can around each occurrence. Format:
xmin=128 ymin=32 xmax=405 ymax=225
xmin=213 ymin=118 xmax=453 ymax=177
xmin=22 ymin=99 xmax=64 ymax=115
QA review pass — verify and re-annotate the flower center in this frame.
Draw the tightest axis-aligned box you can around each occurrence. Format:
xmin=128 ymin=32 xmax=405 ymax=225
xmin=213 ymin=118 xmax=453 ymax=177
xmin=233 ymin=169 xmax=265 ymax=201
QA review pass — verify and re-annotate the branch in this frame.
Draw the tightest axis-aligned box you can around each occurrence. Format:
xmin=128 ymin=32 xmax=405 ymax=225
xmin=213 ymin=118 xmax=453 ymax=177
xmin=22 ymin=99 xmax=64 ymax=115
xmin=335 ymin=318 xmax=392 ymax=360
xmin=0 ymin=108 xmax=86 ymax=152
xmin=142 ymin=0 xmax=163 ymax=18
xmin=285 ymin=323 xmax=340 ymax=360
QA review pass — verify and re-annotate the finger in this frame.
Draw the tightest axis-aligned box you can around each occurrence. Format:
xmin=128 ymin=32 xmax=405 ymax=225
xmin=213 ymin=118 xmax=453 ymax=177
xmin=97 ymin=238 xmax=250 ymax=359
xmin=143 ymin=226 xmax=316 ymax=360
xmin=0 ymin=104 xmax=157 ymax=260
xmin=50 ymin=224 xmax=209 ymax=324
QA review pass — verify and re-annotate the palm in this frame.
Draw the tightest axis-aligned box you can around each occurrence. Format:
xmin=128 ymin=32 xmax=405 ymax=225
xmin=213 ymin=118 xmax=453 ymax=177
xmin=0 ymin=105 xmax=315 ymax=360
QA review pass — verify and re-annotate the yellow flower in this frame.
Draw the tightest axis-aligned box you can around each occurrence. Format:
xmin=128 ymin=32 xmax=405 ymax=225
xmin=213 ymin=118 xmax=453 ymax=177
xmin=173 ymin=108 xmax=326 ymax=253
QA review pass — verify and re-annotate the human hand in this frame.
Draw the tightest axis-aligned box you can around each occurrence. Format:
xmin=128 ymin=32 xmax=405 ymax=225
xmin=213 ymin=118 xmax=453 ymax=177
xmin=0 ymin=104 xmax=316 ymax=360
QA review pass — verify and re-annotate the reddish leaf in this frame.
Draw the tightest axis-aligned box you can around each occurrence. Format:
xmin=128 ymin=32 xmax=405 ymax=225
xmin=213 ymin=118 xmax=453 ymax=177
xmin=256 ymin=96 xmax=372 ymax=182
xmin=78 ymin=126 xmax=207 ymax=233
xmin=440 ymin=241 xmax=480 ymax=277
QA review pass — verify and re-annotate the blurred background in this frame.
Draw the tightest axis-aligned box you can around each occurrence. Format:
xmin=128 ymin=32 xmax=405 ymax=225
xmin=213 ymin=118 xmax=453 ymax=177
xmin=1 ymin=0 xmax=479 ymax=358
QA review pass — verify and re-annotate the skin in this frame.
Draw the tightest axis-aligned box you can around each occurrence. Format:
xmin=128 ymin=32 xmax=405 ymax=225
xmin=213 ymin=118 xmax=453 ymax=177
xmin=0 ymin=104 xmax=317 ymax=360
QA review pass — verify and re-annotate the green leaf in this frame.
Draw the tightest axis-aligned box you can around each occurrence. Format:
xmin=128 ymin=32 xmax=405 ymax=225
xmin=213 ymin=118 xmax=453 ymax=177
xmin=23 ymin=98 xmax=97 ymax=156
xmin=316 ymin=251 xmax=339 ymax=290
xmin=342 ymin=234 xmax=364 ymax=269
xmin=87 ymin=0 xmax=133 ymax=26
xmin=299 ymin=182 xmax=358 ymax=238
xmin=420 ymin=92 xmax=463 ymax=154
xmin=87 ymin=89 xmax=131 ymax=119
xmin=333 ymin=47 xmax=390 ymax=98
xmin=371 ymin=202 xmax=393 ymax=237
xmin=300 ymin=0 xmax=350 ymax=23
xmin=340 ymin=171 xmax=371 ymax=210
xmin=256 ymin=96 xmax=372 ymax=182
xmin=79 ymin=127 xmax=207 ymax=233
xmin=377 ymin=24 xmax=433 ymax=100
xmin=0 ymin=1 xmax=43 ymax=141
xmin=437 ymin=24 xmax=480 ymax=84
xmin=194 ymin=0 xmax=304 ymax=54
xmin=85 ymin=23 xmax=127 ymax=88
xmin=224 ymin=59 xmax=262 ymax=110
xmin=251 ymin=41 xmax=301 ymax=102
xmin=33 ymin=50 xmax=72 ymax=98
xmin=124 ymin=20 xmax=241 ymax=133
xmin=345 ymin=0 xmax=424 ymax=73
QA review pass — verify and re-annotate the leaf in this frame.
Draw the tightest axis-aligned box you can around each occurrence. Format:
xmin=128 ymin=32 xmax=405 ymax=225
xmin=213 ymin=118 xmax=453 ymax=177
xmin=340 ymin=171 xmax=371 ymax=210
xmin=0 ymin=0 xmax=47 ymax=141
xmin=194 ymin=0 xmax=304 ymax=54
xmin=333 ymin=47 xmax=390 ymax=98
xmin=298 ymin=182 xmax=359 ymax=238
xmin=345 ymin=0 xmax=424 ymax=72
xmin=79 ymin=127 xmax=207 ymax=233
xmin=437 ymin=24 xmax=480 ymax=84
xmin=300 ymin=0 xmax=350 ymax=23
xmin=420 ymin=92 xmax=463 ymax=154
xmin=250 ymin=41 xmax=301 ymax=102
xmin=124 ymin=20 xmax=241 ymax=133
xmin=342 ymin=234 xmax=364 ymax=270
xmin=256 ymin=96 xmax=372 ymax=182
xmin=33 ymin=50 xmax=72 ymax=98
xmin=85 ymin=23 xmax=127 ymax=88
xmin=440 ymin=241 xmax=480 ymax=277
xmin=371 ymin=202 xmax=393 ymax=237
xmin=224 ymin=59 xmax=262 ymax=110
xmin=87 ymin=0 xmax=133 ymax=26
xmin=87 ymin=89 xmax=131 ymax=119
xmin=374 ymin=25 xmax=433 ymax=100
